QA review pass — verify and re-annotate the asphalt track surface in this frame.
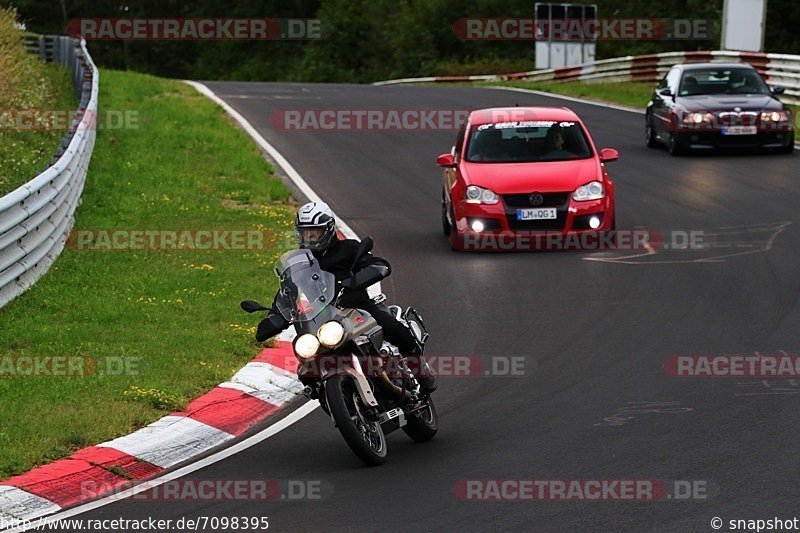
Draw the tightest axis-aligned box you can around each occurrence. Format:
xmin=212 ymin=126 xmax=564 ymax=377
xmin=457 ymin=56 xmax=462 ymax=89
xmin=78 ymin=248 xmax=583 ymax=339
xmin=74 ymin=83 xmax=800 ymax=532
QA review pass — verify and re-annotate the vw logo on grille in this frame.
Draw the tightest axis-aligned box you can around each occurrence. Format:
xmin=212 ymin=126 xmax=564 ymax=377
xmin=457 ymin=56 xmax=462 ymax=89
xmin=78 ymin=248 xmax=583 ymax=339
xmin=529 ymin=193 xmax=544 ymax=206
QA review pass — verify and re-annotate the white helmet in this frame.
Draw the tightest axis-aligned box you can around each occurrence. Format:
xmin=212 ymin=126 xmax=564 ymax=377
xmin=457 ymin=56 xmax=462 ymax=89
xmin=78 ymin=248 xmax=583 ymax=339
xmin=295 ymin=201 xmax=337 ymax=252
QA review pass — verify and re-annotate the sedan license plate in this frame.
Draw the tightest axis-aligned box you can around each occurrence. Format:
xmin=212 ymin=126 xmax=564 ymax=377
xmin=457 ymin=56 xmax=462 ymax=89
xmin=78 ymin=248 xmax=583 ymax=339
xmin=517 ymin=208 xmax=557 ymax=221
xmin=721 ymin=126 xmax=757 ymax=136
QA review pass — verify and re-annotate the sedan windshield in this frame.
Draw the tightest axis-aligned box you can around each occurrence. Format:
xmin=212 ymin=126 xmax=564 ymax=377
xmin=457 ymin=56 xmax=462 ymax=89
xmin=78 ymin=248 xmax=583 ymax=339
xmin=465 ymin=121 xmax=592 ymax=163
xmin=678 ymin=68 xmax=771 ymax=96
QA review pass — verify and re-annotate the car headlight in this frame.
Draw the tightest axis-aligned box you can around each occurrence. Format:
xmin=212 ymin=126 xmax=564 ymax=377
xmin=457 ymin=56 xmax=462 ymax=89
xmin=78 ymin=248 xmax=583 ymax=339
xmin=294 ymin=334 xmax=320 ymax=360
xmin=317 ymin=321 xmax=344 ymax=348
xmin=465 ymin=185 xmax=499 ymax=205
xmin=681 ymin=112 xmax=712 ymax=124
xmin=761 ymin=111 xmax=789 ymax=122
xmin=572 ymin=181 xmax=605 ymax=202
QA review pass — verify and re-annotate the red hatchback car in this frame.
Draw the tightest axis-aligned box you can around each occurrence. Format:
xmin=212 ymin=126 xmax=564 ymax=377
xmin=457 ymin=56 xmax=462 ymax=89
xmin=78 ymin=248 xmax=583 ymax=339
xmin=437 ymin=107 xmax=619 ymax=251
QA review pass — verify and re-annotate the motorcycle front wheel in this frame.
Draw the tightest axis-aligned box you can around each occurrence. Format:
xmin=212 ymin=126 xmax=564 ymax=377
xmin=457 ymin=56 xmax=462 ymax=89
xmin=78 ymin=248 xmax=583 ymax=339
xmin=403 ymin=396 xmax=438 ymax=442
xmin=325 ymin=375 xmax=387 ymax=466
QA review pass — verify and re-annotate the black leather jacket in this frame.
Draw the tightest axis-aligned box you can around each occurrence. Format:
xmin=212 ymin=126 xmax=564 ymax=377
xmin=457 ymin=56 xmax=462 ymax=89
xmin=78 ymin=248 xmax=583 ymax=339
xmin=312 ymin=238 xmax=391 ymax=302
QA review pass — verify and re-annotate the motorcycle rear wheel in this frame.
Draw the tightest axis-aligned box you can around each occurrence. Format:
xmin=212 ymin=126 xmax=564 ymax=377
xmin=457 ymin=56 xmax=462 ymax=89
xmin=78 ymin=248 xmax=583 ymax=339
xmin=325 ymin=375 xmax=387 ymax=466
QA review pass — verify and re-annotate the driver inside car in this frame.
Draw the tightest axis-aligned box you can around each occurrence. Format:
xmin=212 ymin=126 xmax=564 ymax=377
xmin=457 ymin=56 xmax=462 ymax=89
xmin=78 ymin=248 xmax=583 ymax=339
xmin=543 ymin=125 xmax=573 ymax=159
xmin=265 ymin=201 xmax=437 ymax=393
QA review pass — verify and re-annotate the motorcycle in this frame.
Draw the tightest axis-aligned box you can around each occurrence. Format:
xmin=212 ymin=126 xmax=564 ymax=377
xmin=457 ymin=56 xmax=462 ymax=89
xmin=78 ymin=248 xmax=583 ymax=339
xmin=241 ymin=237 xmax=437 ymax=466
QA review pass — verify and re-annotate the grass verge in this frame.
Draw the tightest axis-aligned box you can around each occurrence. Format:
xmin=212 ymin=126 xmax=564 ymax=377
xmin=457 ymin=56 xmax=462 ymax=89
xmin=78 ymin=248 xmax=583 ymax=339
xmin=0 ymin=69 xmax=295 ymax=479
xmin=0 ymin=8 xmax=76 ymax=195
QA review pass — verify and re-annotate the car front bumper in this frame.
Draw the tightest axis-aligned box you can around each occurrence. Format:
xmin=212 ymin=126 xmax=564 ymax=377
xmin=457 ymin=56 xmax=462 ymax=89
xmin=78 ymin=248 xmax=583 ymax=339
xmin=674 ymin=127 xmax=794 ymax=150
xmin=452 ymin=195 xmax=619 ymax=251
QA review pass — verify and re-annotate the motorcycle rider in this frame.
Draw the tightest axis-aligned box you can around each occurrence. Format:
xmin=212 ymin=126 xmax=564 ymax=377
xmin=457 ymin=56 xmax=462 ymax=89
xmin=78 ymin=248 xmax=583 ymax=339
xmin=269 ymin=201 xmax=436 ymax=393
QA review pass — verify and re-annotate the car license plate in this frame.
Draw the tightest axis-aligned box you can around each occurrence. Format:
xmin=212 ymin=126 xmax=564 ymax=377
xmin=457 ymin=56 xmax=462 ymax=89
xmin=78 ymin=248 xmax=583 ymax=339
xmin=517 ymin=208 xmax=557 ymax=220
xmin=721 ymin=126 xmax=757 ymax=136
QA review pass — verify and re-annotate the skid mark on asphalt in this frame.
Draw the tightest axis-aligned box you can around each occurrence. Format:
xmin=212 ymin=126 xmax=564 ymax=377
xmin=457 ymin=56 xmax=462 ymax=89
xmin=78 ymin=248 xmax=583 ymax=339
xmin=585 ymin=221 xmax=792 ymax=264
xmin=735 ymin=379 xmax=800 ymax=396
xmin=594 ymin=401 xmax=694 ymax=427
xmin=595 ymin=402 xmax=694 ymax=427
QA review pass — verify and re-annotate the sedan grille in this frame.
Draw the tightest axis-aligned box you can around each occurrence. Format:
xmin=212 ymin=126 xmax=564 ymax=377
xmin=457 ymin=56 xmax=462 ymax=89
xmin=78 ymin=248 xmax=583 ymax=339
xmin=502 ymin=191 xmax=570 ymax=231
xmin=715 ymin=111 xmax=758 ymax=126
xmin=502 ymin=192 xmax=570 ymax=208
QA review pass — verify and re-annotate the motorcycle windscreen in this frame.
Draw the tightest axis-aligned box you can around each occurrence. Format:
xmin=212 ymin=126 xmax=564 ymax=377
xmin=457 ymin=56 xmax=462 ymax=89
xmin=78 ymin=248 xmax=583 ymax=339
xmin=274 ymin=249 xmax=336 ymax=323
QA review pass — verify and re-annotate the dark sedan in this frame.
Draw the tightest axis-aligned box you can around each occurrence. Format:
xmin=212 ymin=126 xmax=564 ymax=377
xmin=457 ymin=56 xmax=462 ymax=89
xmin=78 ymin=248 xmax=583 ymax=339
xmin=645 ymin=62 xmax=795 ymax=155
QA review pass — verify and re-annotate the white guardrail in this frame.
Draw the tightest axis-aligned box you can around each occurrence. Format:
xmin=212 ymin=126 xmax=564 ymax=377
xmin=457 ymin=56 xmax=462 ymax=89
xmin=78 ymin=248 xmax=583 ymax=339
xmin=0 ymin=36 xmax=98 ymax=308
xmin=374 ymin=49 xmax=800 ymax=106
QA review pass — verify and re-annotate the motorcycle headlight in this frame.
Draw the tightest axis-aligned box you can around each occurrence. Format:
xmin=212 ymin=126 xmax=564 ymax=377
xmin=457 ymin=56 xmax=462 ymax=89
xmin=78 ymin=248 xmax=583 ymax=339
xmin=465 ymin=185 xmax=499 ymax=205
xmin=572 ymin=181 xmax=605 ymax=202
xmin=317 ymin=321 xmax=344 ymax=348
xmin=294 ymin=334 xmax=320 ymax=360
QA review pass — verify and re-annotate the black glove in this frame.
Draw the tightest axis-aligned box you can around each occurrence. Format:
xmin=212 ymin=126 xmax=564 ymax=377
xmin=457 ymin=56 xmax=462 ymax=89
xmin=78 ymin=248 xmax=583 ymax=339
xmin=340 ymin=276 xmax=357 ymax=290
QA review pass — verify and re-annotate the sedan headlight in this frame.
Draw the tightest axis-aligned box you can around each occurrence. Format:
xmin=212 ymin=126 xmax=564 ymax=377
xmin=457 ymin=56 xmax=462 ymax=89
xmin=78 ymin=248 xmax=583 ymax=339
xmin=681 ymin=112 xmax=713 ymax=124
xmin=317 ymin=321 xmax=345 ymax=348
xmin=572 ymin=181 xmax=605 ymax=202
xmin=465 ymin=185 xmax=499 ymax=205
xmin=294 ymin=334 xmax=320 ymax=360
xmin=761 ymin=110 xmax=790 ymax=122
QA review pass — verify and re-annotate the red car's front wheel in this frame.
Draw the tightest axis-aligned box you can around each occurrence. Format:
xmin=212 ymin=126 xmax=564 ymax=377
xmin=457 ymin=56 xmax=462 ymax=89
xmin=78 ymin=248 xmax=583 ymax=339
xmin=441 ymin=190 xmax=451 ymax=237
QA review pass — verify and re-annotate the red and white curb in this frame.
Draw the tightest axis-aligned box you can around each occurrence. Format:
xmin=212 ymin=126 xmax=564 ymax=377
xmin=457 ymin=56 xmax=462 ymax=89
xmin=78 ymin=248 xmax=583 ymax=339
xmin=0 ymin=330 xmax=300 ymax=524
xmin=0 ymin=80 xmax=372 ymax=527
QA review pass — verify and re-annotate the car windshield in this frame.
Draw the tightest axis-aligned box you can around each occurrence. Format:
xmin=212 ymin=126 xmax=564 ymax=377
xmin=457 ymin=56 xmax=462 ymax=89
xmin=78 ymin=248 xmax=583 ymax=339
xmin=273 ymin=249 xmax=336 ymax=323
xmin=678 ymin=68 xmax=771 ymax=96
xmin=465 ymin=121 xmax=593 ymax=163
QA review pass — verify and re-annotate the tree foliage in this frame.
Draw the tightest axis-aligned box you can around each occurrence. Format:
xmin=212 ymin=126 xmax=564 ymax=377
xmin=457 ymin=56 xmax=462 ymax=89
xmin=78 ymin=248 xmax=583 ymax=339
xmin=4 ymin=0 xmax=797 ymax=82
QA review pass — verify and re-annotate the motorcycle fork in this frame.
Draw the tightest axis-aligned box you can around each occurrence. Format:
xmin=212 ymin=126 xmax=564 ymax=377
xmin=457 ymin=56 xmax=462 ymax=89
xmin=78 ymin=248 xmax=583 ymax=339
xmin=321 ymin=354 xmax=380 ymax=426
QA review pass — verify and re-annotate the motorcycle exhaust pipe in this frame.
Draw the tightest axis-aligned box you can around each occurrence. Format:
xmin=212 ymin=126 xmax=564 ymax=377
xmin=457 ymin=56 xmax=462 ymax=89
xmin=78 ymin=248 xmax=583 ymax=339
xmin=376 ymin=371 xmax=412 ymax=400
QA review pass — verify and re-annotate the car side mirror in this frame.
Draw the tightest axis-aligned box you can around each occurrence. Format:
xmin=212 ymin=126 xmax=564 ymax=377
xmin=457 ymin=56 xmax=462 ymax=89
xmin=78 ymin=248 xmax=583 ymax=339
xmin=436 ymin=153 xmax=456 ymax=167
xmin=599 ymin=148 xmax=619 ymax=162
xmin=772 ymin=85 xmax=785 ymax=95
xmin=658 ymin=88 xmax=673 ymax=99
